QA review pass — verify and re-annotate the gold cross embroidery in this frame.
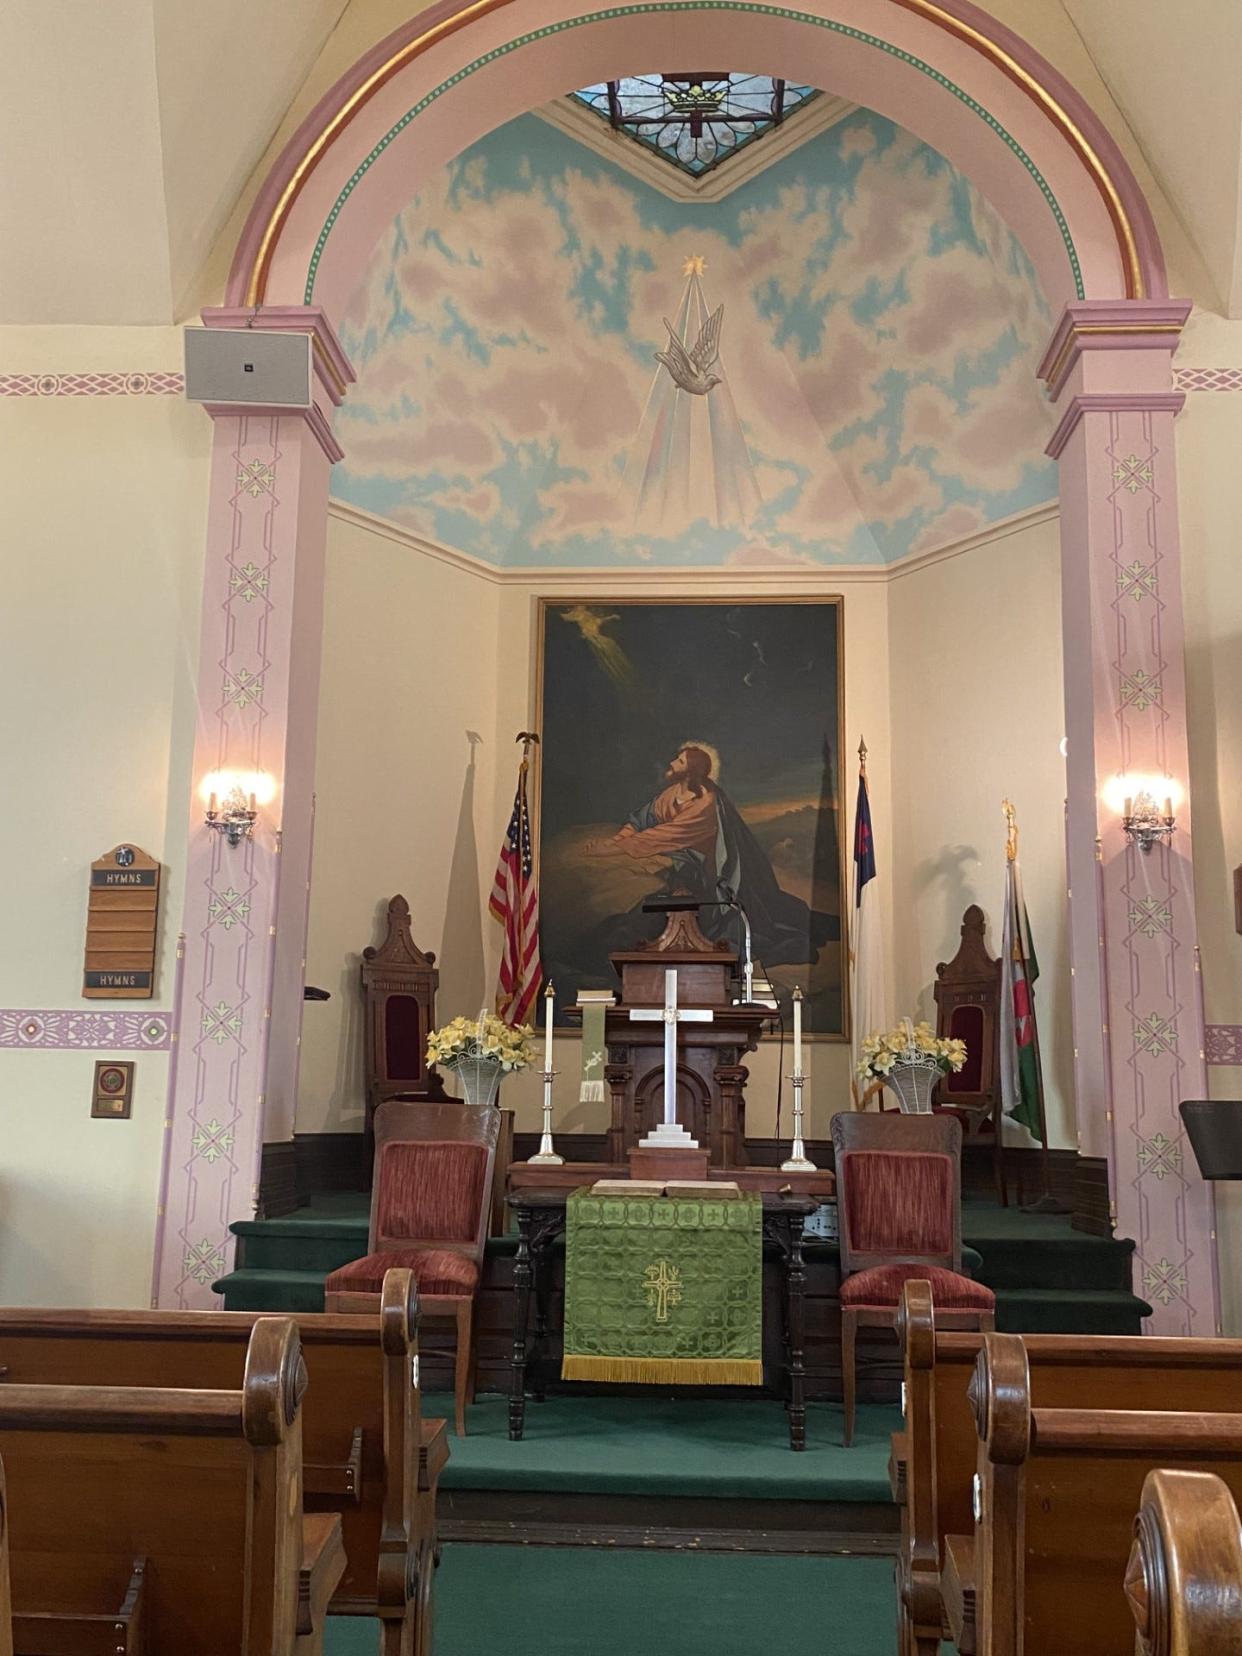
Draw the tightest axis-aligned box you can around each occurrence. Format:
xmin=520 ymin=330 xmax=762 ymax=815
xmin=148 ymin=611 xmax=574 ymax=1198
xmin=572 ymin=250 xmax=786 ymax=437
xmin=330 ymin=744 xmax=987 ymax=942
xmin=642 ymin=1259 xmax=683 ymax=1323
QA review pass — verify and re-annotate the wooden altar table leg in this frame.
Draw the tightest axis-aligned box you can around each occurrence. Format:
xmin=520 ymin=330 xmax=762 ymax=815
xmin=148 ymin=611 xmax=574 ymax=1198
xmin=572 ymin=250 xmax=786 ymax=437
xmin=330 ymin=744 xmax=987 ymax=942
xmin=508 ymin=1206 xmax=534 ymax=1441
xmin=531 ymin=1232 xmax=554 ymax=1403
xmin=786 ymin=1214 xmax=808 ymax=1452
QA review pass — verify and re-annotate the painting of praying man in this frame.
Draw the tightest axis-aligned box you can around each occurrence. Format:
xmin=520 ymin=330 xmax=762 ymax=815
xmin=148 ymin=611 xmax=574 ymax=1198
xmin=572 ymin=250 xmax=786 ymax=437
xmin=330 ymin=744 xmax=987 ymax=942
xmin=536 ymin=599 xmax=847 ymax=1035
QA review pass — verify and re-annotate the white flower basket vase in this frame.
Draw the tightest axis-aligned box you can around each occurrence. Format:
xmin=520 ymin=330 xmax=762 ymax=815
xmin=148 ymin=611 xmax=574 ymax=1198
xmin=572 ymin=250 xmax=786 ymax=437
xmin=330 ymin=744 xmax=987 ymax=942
xmin=449 ymin=1056 xmax=503 ymax=1108
xmin=883 ymin=1062 xmax=940 ymax=1115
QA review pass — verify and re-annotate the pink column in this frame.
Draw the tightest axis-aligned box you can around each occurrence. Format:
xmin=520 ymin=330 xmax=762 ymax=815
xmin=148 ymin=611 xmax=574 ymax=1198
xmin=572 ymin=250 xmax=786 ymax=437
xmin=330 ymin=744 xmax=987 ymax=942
xmin=1043 ymin=300 xmax=1218 ymax=1334
xmin=151 ymin=307 xmax=353 ymax=1309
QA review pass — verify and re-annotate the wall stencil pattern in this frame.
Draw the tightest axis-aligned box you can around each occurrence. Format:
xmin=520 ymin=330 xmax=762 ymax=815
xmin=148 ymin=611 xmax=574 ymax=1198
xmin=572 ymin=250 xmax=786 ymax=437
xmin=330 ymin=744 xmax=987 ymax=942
xmin=334 ymin=110 xmax=1057 ymax=568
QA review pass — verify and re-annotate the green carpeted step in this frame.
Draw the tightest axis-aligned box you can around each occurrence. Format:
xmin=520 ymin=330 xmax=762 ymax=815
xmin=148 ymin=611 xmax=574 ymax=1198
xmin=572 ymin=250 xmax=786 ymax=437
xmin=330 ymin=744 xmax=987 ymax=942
xmin=326 ymin=1543 xmax=899 ymax=1656
xmin=212 ymin=1268 xmax=325 ymax=1313
xmin=434 ymin=1394 xmax=899 ymax=1501
xmin=231 ymin=1222 xmax=369 ymax=1275
xmin=994 ymin=1286 xmax=1152 ymax=1335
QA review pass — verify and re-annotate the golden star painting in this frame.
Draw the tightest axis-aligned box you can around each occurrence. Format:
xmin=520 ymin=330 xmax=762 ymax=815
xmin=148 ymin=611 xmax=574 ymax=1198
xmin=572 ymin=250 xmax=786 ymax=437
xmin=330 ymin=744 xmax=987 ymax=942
xmin=536 ymin=598 xmax=847 ymax=1034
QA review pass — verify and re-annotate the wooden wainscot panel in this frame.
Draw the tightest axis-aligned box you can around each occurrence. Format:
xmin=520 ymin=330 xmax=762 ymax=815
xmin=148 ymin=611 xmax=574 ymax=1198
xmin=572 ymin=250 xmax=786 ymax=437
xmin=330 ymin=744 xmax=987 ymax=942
xmin=83 ymin=845 xmax=160 ymax=999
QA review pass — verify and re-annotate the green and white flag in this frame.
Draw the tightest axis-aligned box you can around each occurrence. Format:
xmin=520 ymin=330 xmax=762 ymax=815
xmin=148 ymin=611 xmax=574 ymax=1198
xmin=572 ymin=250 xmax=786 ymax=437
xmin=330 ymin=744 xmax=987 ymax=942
xmin=998 ymin=836 xmax=1045 ymax=1142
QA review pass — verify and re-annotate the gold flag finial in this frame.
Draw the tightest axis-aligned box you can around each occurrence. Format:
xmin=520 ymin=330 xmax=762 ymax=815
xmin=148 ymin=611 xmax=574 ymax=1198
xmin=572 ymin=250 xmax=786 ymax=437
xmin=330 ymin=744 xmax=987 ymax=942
xmin=858 ymin=735 xmax=868 ymax=772
xmin=1002 ymin=798 xmax=1018 ymax=862
xmin=682 ymin=254 xmax=707 ymax=276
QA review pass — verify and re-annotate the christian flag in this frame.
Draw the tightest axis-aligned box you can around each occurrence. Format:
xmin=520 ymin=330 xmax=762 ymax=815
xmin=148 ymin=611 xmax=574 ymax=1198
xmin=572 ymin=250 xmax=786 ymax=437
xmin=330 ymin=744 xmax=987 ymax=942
xmin=489 ymin=756 xmax=542 ymax=1026
xmin=998 ymin=851 xmax=1045 ymax=1141
xmin=849 ymin=745 xmax=887 ymax=1085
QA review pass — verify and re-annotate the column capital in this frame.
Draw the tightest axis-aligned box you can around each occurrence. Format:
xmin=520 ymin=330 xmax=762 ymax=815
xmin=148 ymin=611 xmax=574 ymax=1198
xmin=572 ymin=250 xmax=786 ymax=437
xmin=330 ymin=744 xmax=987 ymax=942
xmin=1039 ymin=299 xmax=1192 ymax=401
xmin=197 ymin=305 xmax=355 ymax=463
xmin=1047 ymin=390 xmax=1185 ymax=460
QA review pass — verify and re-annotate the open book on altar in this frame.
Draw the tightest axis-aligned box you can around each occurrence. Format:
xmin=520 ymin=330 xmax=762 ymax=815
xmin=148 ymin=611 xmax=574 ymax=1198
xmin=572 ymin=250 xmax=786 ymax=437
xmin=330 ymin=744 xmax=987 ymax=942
xmin=589 ymin=1179 xmax=744 ymax=1198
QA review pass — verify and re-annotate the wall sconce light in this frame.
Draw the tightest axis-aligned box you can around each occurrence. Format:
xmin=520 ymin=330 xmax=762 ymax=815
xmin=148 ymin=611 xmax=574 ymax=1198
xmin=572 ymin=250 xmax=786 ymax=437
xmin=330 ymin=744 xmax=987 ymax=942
xmin=1104 ymin=775 xmax=1180 ymax=854
xmin=199 ymin=770 xmax=277 ymax=847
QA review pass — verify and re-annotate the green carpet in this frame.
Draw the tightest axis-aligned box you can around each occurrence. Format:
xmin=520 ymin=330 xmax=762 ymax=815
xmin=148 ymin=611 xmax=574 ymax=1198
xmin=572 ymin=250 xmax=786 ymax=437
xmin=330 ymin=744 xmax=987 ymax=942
xmin=325 ymin=1545 xmax=898 ymax=1656
xmin=433 ymin=1393 xmax=897 ymax=1501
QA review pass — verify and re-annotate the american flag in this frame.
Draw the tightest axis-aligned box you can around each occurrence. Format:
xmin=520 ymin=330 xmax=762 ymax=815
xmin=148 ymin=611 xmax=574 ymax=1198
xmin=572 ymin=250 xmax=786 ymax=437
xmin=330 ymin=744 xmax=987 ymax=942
xmin=489 ymin=756 xmax=541 ymax=1025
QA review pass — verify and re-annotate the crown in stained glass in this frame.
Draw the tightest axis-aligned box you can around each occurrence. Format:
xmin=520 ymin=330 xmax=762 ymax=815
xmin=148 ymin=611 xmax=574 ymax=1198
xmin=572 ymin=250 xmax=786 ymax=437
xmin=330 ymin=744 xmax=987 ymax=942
xmin=571 ymin=74 xmax=819 ymax=179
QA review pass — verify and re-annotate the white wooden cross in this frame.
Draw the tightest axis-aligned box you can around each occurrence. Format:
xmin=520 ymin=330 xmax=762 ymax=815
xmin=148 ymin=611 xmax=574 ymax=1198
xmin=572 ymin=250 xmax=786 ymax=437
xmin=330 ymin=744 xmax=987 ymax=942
xmin=628 ymin=967 xmax=714 ymax=1130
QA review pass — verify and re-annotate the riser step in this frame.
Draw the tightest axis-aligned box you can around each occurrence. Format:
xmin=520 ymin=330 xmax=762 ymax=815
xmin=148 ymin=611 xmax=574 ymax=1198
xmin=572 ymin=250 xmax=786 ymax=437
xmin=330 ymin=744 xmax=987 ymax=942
xmin=235 ymin=1235 xmax=368 ymax=1274
xmin=994 ymin=1287 xmax=1151 ymax=1336
xmin=970 ymin=1241 xmax=1135 ymax=1293
xmin=213 ymin=1268 xmax=326 ymax=1313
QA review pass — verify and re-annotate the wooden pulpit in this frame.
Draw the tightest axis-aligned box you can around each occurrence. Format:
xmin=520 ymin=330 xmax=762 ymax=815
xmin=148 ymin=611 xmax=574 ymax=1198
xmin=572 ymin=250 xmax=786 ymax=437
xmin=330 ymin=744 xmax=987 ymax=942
xmin=604 ymin=904 xmax=772 ymax=1166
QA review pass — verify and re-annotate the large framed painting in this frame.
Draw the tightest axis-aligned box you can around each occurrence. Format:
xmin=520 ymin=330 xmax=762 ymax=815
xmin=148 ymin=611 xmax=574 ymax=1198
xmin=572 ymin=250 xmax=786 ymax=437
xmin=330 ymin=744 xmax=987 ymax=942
xmin=536 ymin=598 xmax=847 ymax=1036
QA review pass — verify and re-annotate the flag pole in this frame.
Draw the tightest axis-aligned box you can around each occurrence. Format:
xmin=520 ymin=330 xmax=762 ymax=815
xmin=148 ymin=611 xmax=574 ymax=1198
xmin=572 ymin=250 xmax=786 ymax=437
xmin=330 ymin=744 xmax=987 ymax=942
xmin=1003 ymin=800 xmax=1067 ymax=1213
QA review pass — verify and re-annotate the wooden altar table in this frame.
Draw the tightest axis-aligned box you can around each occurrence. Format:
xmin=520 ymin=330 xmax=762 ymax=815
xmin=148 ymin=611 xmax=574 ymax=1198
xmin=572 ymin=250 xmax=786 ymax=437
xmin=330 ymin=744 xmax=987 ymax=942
xmin=506 ymin=1189 xmax=819 ymax=1452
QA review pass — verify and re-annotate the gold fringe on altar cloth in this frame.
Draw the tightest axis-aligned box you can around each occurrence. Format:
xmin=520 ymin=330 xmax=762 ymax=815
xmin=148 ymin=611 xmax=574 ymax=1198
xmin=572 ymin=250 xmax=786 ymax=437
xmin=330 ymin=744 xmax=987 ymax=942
xmin=560 ymin=1355 xmax=764 ymax=1386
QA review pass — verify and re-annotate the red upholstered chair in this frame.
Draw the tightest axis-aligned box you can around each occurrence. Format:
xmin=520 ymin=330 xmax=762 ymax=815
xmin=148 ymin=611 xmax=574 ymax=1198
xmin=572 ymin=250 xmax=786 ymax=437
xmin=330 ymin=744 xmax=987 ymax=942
xmin=325 ymin=1100 xmax=500 ymax=1436
xmin=831 ymin=1111 xmax=994 ymax=1446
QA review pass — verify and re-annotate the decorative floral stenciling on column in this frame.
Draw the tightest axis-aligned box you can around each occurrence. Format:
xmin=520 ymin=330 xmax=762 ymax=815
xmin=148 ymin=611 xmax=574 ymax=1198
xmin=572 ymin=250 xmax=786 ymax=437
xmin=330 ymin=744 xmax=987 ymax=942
xmin=1044 ymin=299 xmax=1218 ymax=1335
xmin=150 ymin=307 xmax=352 ymax=1310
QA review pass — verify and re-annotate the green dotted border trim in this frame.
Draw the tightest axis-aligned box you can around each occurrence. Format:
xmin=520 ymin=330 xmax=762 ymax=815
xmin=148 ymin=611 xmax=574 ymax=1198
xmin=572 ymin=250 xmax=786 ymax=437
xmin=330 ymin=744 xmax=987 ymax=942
xmin=302 ymin=1 xmax=1084 ymax=303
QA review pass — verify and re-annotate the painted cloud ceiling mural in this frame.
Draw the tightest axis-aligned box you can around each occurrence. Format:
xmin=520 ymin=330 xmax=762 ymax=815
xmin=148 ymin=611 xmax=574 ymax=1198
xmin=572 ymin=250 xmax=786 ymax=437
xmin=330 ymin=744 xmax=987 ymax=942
xmin=334 ymin=107 xmax=1057 ymax=567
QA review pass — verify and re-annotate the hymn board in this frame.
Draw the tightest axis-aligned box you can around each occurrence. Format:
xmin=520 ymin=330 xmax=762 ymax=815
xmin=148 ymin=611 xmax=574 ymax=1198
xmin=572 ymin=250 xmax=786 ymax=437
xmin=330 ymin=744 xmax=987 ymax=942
xmin=82 ymin=844 xmax=161 ymax=998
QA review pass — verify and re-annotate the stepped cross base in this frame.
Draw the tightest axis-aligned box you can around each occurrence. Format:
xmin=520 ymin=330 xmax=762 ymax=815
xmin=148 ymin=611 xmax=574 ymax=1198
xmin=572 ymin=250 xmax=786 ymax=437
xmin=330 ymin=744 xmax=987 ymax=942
xmin=629 ymin=1129 xmax=710 ymax=1182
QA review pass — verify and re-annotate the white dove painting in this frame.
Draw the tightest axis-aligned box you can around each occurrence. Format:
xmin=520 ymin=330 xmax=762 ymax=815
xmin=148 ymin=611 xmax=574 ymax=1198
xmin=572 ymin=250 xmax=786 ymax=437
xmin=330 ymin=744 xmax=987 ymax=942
xmin=626 ymin=256 xmax=763 ymax=533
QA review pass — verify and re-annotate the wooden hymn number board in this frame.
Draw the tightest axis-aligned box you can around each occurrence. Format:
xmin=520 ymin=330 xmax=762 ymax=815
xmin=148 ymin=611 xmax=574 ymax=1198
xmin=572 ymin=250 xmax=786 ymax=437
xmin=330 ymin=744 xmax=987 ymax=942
xmin=83 ymin=844 xmax=161 ymax=998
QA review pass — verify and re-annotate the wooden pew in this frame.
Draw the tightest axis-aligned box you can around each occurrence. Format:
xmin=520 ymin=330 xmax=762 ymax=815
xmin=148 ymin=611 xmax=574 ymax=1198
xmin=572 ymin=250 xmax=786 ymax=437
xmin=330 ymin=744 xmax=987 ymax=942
xmin=1126 ymin=1469 xmax=1242 ymax=1655
xmin=0 ymin=1460 xmax=13 ymax=1656
xmin=0 ymin=1316 xmax=317 ymax=1656
xmin=0 ymin=1270 xmax=440 ymax=1656
xmin=957 ymin=1333 xmax=1242 ymax=1655
xmin=894 ymin=1281 xmax=1242 ymax=1656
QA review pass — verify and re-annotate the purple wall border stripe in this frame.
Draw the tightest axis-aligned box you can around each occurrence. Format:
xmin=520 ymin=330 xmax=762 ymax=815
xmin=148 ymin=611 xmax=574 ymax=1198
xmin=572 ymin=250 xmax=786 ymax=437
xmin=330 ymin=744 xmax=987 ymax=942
xmin=0 ymin=1010 xmax=173 ymax=1050
xmin=0 ymin=372 xmax=184 ymax=397
xmin=1206 ymin=1026 xmax=1242 ymax=1065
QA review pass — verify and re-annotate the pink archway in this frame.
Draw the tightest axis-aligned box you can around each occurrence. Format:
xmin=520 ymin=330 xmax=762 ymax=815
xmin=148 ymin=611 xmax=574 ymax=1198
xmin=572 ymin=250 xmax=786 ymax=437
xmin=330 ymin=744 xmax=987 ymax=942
xmin=228 ymin=0 xmax=1167 ymax=323
xmin=156 ymin=0 xmax=1215 ymax=1339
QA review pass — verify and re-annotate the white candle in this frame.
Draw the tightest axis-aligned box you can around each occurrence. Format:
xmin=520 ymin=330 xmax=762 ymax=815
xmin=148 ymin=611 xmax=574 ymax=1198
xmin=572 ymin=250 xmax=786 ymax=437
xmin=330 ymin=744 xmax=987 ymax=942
xmin=793 ymin=986 xmax=804 ymax=1078
xmin=543 ymin=982 xmax=555 ymax=1071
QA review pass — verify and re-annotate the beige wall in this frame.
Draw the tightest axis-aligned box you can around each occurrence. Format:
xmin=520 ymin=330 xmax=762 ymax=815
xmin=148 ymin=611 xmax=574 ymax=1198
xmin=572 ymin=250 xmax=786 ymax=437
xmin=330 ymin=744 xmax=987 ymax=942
xmin=0 ymin=326 xmax=209 ymax=1305
xmin=1178 ymin=377 xmax=1242 ymax=1332
xmin=887 ymin=509 xmax=1074 ymax=1146
xmin=298 ymin=510 xmax=501 ymax=1135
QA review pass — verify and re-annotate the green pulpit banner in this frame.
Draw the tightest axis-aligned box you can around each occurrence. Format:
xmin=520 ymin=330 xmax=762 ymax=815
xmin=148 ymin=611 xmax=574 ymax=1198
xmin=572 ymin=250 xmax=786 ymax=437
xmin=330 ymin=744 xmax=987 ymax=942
xmin=562 ymin=1190 xmax=764 ymax=1386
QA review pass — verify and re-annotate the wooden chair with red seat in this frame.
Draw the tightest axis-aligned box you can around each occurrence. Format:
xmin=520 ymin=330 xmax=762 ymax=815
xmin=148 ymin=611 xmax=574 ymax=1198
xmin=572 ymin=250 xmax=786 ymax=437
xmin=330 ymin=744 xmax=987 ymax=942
xmin=831 ymin=1110 xmax=994 ymax=1447
xmin=324 ymin=1100 xmax=500 ymax=1437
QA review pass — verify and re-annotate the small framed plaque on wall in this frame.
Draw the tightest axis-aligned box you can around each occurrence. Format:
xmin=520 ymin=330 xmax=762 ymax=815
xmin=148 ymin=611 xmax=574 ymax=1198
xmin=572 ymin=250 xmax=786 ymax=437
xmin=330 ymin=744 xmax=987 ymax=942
xmin=91 ymin=1061 xmax=134 ymax=1119
xmin=82 ymin=844 xmax=161 ymax=999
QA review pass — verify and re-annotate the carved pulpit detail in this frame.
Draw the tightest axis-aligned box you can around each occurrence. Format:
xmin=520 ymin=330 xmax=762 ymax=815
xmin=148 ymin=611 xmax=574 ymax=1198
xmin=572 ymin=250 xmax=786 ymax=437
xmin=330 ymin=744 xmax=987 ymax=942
xmin=603 ymin=902 xmax=772 ymax=1166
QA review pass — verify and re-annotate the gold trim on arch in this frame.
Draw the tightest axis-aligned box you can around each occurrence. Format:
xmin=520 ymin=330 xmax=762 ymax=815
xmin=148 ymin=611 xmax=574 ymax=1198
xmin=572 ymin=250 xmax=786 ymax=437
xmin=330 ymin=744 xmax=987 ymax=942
xmin=243 ymin=0 xmax=1145 ymax=307
xmin=887 ymin=0 xmax=1144 ymax=298
xmin=245 ymin=0 xmax=516 ymax=306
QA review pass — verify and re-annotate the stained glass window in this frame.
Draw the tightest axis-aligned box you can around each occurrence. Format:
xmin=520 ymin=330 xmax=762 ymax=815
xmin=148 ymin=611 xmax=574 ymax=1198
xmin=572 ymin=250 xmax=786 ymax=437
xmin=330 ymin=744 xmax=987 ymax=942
xmin=570 ymin=74 xmax=818 ymax=178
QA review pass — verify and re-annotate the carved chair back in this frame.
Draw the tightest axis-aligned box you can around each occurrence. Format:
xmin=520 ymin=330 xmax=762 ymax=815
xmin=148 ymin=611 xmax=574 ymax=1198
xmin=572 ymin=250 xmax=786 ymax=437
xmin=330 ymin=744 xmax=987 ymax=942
xmin=933 ymin=905 xmax=1001 ymax=1120
xmin=361 ymin=897 xmax=444 ymax=1126
xmin=370 ymin=1100 xmax=500 ymax=1266
xmin=831 ymin=1111 xmax=963 ymax=1275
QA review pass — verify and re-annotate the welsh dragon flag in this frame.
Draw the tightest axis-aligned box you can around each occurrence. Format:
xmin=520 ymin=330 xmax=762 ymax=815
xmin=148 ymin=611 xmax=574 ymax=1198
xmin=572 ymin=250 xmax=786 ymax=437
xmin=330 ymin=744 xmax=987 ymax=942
xmin=998 ymin=852 xmax=1045 ymax=1141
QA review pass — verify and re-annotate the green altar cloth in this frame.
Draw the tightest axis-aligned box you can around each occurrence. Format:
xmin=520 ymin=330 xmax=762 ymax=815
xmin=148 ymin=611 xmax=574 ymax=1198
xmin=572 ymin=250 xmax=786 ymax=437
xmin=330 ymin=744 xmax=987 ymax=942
xmin=561 ymin=1190 xmax=763 ymax=1386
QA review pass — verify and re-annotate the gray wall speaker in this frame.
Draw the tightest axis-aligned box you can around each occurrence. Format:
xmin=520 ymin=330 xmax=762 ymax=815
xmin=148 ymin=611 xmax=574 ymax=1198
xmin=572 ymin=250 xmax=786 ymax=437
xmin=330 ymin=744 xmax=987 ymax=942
xmin=183 ymin=327 xmax=313 ymax=408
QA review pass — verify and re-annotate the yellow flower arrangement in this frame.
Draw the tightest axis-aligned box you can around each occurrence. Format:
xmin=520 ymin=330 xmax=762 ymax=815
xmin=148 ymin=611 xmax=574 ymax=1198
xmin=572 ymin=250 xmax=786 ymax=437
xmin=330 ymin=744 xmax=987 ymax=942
xmin=426 ymin=1011 xmax=537 ymax=1074
xmin=856 ymin=1017 xmax=967 ymax=1081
